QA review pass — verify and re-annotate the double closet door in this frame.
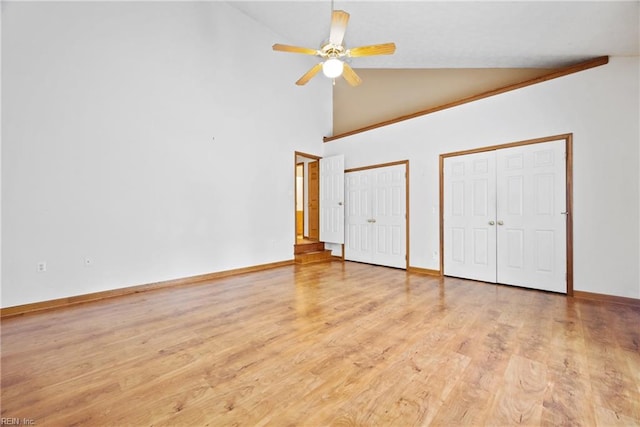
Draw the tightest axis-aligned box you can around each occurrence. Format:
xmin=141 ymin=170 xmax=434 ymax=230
xmin=345 ymin=164 xmax=407 ymax=269
xmin=443 ymin=140 xmax=567 ymax=293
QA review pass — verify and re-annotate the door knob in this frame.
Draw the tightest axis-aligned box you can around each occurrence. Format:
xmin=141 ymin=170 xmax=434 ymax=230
xmin=338 ymin=202 xmax=343 ymax=206
xmin=497 ymin=220 xmax=504 ymax=226
xmin=488 ymin=221 xmax=495 ymax=225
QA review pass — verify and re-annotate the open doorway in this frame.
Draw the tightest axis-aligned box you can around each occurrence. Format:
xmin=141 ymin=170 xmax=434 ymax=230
xmin=294 ymin=151 xmax=340 ymax=264
xmin=296 ymin=163 xmax=304 ymax=238
xmin=295 ymin=152 xmax=321 ymax=244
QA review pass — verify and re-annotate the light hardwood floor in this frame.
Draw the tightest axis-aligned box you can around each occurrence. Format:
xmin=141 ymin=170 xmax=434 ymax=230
xmin=2 ymin=261 xmax=639 ymax=426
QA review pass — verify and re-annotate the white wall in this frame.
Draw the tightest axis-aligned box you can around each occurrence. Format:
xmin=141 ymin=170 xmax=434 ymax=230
xmin=324 ymin=57 xmax=640 ymax=299
xmin=1 ymin=2 xmax=331 ymax=307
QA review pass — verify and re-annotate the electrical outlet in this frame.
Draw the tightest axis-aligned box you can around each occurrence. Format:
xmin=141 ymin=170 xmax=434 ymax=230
xmin=37 ymin=262 xmax=47 ymax=272
xmin=432 ymin=251 xmax=438 ymax=260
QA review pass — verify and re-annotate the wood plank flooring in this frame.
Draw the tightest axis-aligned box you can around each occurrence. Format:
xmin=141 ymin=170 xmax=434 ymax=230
xmin=1 ymin=261 xmax=639 ymax=426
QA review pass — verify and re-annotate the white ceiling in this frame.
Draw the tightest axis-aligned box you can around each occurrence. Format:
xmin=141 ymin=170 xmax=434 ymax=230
xmin=227 ymin=0 xmax=639 ymax=68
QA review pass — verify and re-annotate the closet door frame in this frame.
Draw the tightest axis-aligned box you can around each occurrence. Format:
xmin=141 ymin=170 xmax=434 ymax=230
xmin=345 ymin=160 xmax=410 ymax=269
xmin=439 ymin=133 xmax=574 ymax=296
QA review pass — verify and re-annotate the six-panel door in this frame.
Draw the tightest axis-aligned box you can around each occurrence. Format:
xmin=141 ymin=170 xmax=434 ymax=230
xmin=443 ymin=151 xmax=498 ymax=282
xmin=496 ymin=140 xmax=567 ymax=292
xmin=320 ymin=155 xmax=345 ymax=244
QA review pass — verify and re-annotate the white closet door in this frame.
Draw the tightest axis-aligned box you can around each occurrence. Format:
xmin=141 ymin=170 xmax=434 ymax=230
xmin=372 ymin=165 xmax=407 ymax=269
xmin=443 ymin=152 xmax=497 ymax=282
xmin=496 ymin=140 xmax=566 ymax=292
xmin=345 ymin=164 xmax=407 ymax=269
xmin=345 ymin=171 xmax=373 ymax=263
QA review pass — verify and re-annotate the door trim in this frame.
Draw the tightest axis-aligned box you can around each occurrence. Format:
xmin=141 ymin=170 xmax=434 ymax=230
xmin=439 ymin=133 xmax=574 ymax=296
xmin=345 ymin=160 xmax=410 ymax=269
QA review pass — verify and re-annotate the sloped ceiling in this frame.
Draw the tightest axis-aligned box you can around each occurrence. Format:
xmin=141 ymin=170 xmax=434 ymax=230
xmin=332 ymin=67 xmax=556 ymax=134
xmin=228 ymin=1 xmax=639 ymax=136
xmin=228 ymin=1 xmax=638 ymax=69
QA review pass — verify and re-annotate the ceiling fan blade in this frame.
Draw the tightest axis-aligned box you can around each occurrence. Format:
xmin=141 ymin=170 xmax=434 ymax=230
xmin=272 ymin=44 xmax=318 ymax=55
xmin=342 ymin=63 xmax=362 ymax=87
xmin=348 ymin=42 xmax=396 ymax=57
xmin=296 ymin=63 xmax=323 ymax=86
xmin=329 ymin=10 xmax=350 ymax=46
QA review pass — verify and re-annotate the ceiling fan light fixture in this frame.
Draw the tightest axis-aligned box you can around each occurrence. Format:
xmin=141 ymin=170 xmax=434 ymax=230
xmin=322 ymin=58 xmax=344 ymax=78
xmin=272 ymin=10 xmax=395 ymax=86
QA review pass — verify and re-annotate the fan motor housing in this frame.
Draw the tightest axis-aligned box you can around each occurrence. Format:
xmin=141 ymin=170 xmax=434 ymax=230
xmin=320 ymin=43 xmax=346 ymax=58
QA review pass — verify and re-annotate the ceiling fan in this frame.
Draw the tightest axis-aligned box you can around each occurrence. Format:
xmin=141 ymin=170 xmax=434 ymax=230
xmin=272 ymin=10 xmax=396 ymax=86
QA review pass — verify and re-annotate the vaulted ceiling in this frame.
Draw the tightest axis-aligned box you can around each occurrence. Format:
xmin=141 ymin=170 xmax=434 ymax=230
xmin=228 ymin=1 xmax=639 ymax=138
xmin=228 ymin=1 xmax=639 ymax=69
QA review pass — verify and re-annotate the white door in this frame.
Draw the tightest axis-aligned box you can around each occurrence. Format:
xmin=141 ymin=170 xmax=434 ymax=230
xmin=496 ymin=140 xmax=566 ymax=292
xmin=443 ymin=151 xmax=497 ymax=282
xmin=443 ymin=140 xmax=567 ymax=293
xmin=345 ymin=164 xmax=407 ymax=269
xmin=320 ymin=155 xmax=345 ymax=244
xmin=345 ymin=170 xmax=372 ymax=263
xmin=371 ymin=165 xmax=407 ymax=268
